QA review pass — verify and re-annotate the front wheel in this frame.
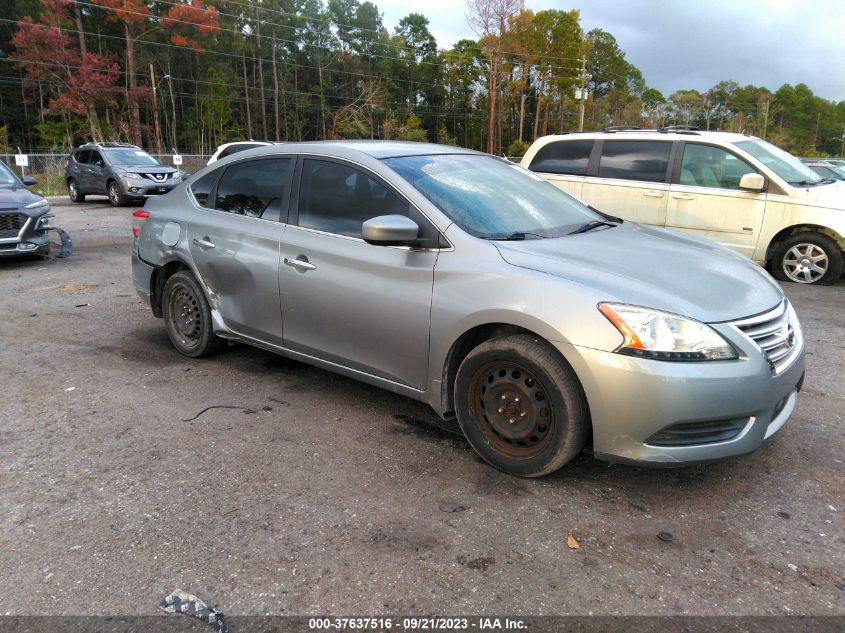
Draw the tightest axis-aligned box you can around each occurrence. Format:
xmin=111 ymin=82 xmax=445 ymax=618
xmin=454 ymin=334 xmax=589 ymax=477
xmin=107 ymin=180 xmax=125 ymax=207
xmin=772 ymin=232 xmax=843 ymax=285
xmin=162 ymin=271 xmax=225 ymax=358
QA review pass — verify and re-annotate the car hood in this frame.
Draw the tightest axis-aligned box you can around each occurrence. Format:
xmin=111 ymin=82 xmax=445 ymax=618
xmin=787 ymin=180 xmax=845 ymax=208
xmin=494 ymin=222 xmax=783 ymax=323
xmin=0 ymin=185 xmax=46 ymax=211
xmin=118 ymin=165 xmax=176 ymax=174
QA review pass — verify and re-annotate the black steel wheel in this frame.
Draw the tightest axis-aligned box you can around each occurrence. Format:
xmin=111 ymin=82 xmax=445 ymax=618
xmin=67 ymin=178 xmax=85 ymax=203
xmin=455 ymin=334 xmax=588 ymax=477
xmin=162 ymin=271 xmax=225 ymax=358
xmin=107 ymin=180 xmax=125 ymax=207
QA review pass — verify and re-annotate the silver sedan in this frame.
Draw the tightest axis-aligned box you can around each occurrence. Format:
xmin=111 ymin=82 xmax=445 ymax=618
xmin=132 ymin=141 xmax=805 ymax=477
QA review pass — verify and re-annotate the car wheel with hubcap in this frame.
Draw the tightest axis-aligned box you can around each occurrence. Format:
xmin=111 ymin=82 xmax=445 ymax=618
xmin=162 ymin=271 xmax=225 ymax=358
xmin=67 ymin=178 xmax=85 ymax=203
xmin=772 ymin=233 xmax=843 ymax=285
xmin=107 ymin=180 xmax=125 ymax=207
xmin=454 ymin=334 xmax=588 ymax=477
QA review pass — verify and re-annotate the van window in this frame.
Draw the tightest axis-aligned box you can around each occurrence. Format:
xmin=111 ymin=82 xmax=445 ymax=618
xmin=598 ymin=141 xmax=671 ymax=183
xmin=528 ymin=140 xmax=594 ymax=175
xmin=679 ymin=144 xmax=756 ymax=189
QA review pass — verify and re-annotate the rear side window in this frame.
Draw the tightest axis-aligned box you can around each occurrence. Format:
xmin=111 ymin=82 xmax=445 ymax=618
xmin=189 ymin=171 xmax=218 ymax=206
xmin=74 ymin=150 xmax=90 ymax=164
xmin=598 ymin=141 xmax=671 ymax=183
xmin=297 ymin=159 xmax=409 ymax=238
xmin=214 ymin=158 xmax=292 ymax=218
xmin=529 ymin=139 xmax=594 ymax=175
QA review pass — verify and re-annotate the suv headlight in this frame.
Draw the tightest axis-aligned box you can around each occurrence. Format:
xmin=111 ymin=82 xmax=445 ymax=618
xmin=598 ymin=303 xmax=738 ymax=361
xmin=123 ymin=172 xmax=142 ymax=180
xmin=24 ymin=199 xmax=50 ymax=210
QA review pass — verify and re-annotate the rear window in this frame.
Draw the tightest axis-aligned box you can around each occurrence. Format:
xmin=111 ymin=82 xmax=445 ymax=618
xmin=529 ymin=139 xmax=594 ymax=175
xmin=214 ymin=158 xmax=293 ymax=218
xmin=598 ymin=141 xmax=671 ymax=183
xmin=74 ymin=150 xmax=90 ymax=164
xmin=189 ymin=171 xmax=218 ymax=206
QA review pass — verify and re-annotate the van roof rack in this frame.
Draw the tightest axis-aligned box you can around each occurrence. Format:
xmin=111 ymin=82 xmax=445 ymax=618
xmin=600 ymin=125 xmax=642 ymax=133
xmin=658 ymin=125 xmax=701 ymax=135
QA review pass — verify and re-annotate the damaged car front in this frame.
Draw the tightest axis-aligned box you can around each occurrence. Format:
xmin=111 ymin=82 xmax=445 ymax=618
xmin=0 ymin=161 xmax=53 ymax=258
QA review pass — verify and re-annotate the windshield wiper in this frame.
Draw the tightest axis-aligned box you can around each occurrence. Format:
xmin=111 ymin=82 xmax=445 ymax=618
xmin=788 ymin=179 xmax=825 ymax=187
xmin=487 ymin=231 xmax=548 ymax=241
xmin=568 ymin=220 xmax=619 ymax=235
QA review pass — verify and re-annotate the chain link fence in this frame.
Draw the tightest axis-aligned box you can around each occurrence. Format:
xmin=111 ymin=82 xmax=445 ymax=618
xmin=0 ymin=153 xmax=211 ymax=196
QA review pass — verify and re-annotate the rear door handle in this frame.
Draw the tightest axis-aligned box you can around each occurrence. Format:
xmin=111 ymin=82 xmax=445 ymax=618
xmin=643 ymin=190 xmax=664 ymax=198
xmin=284 ymin=257 xmax=317 ymax=271
xmin=672 ymin=193 xmax=695 ymax=200
xmin=193 ymin=237 xmax=215 ymax=249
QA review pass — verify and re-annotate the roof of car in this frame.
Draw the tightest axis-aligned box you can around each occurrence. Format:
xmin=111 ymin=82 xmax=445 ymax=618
xmin=537 ymin=130 xmax=757 ymax=144
xmin=253 ymin=140 xmax=482 ymax=159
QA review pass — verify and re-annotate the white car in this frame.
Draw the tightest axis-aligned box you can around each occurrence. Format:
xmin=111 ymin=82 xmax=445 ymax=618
xmin=207 ymin=141 xmax=275 ymax=165
xmin=521 ymin=127 xmax=845 ymax=284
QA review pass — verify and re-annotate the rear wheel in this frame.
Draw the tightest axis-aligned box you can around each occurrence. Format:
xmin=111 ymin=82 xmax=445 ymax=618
xmin=772 ymin=232 xmax=843 ymax=284
xmin=454 ymin=334 xmax=589 ymax=477
xmin=67 ymin=178 xmax=85 ymax=203
xmin=107 ymin=180 xmax=125 ymax=207
xmin=162 ymin=271 xmax=225 ymax=358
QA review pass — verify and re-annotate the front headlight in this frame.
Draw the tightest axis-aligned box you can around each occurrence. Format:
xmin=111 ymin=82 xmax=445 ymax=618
xmin=598 ymin=303 xmax=738 ymax=361
xmin=24 ymin=199 xmax=49 ymax=210
xmin=124 ymin=172 xmax=142 ymax=180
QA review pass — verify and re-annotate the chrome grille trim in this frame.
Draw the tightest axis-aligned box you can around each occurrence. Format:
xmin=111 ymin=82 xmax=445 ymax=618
xmin=731 ymin=300 xmax=802 ymax=374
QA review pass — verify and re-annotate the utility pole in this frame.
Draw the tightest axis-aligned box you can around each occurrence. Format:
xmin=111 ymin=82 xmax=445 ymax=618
xmin=577 ymin=57 xmax=588 ymax=132
xmin=149 ymin=63 xmax=163 ymax=155
xmin=761 ymin=99 xmax=769 ymax=140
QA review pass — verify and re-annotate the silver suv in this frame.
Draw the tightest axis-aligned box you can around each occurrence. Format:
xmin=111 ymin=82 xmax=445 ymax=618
xmin=132 ymin=141 xmax=805 ymax=477
xmin=65 ymin=142 xmax=181 ymax=206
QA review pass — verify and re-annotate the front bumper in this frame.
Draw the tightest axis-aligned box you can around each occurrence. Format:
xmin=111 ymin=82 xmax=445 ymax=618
xmin=554 ymin=319 xmax=806 ymax=466
xmin=0 ymin=212 xmax=51 ymax=257
xmin=121 ymin=178 xmax=178 ymax=199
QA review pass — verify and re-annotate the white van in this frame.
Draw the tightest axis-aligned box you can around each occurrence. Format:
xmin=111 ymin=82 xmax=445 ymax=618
xmin=521 ymin=128 xmax=845 ymax=284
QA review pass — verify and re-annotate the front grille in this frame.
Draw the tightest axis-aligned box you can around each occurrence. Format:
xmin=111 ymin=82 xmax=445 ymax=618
xmin=143 ymin=173 xmax=170 ymax=182
xmin=731 ymin=300 xmax=801 ymax=374
xmin=0 ymin=212 xmax=26 ymax=238
xmin=646 ymin=417 xmax=750 ymax=447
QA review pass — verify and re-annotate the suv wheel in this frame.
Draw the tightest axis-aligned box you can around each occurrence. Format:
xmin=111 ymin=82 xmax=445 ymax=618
xmin=107 ymin=180 xmax=125 ymax=207
xmin=162 ymin=271 xmax=226 ymax=358
xmin=772 ymin=232 xmax=843 ymax=285
xmin=67 ymin=179 xmax=85 ymax=203
xmin=454 ymin=334 xmax=588 ymax=477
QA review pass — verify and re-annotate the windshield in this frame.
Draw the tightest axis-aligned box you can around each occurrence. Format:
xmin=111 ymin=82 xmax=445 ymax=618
xmin=734 ymin=139 xmax=824 ymax=186
xmin=383 ymin=154 xmax=600 ymax=238
xmin=105 ymin=149 xmax=160 ymax=167
xmin=0 ymin=161 xmax=19 ymax=186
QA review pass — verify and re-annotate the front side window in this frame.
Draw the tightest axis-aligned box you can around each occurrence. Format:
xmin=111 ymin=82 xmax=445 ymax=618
xmin=528 ymin=139 xmax=594 ymax=175
xmin=297 ymin=160 xmax=409 ymax=238
xmin=214 ymin=158 xmax=292 ymax=218
xmin=89 ymin=150 xmax=104 ymax=166
xmin=105 ymin=149 xmax=160 ymax=167
xmin=383 ymin=154 xmax=600 ymax=239
xmin=598 ymin=140 xmax=671 ymax=183
xmin=679 ymin=144 xmax=757 ymax=189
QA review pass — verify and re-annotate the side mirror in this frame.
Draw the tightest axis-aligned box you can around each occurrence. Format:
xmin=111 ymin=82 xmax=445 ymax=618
xmin=362 ymin=214 xmax=419 ymax=246
xmin=21 ymin=176 xmax=37 ymax=186
xmin=739 ymin=173 xmax=765 ymax=191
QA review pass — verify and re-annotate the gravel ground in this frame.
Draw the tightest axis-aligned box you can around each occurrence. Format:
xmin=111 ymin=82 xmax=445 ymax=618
xmin=0 ymin=199 xmax=843 ymax=617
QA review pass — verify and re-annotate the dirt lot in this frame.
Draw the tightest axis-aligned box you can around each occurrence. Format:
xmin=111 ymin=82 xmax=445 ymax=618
xmin=1 ymin=199 xmax=843 ymax=617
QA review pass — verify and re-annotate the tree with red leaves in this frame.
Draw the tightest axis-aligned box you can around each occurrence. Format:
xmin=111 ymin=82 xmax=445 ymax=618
xmin=12 ymin=0 xmax=120 ymax=143
xmin=90 ymin=0 xmax=220 ymax=146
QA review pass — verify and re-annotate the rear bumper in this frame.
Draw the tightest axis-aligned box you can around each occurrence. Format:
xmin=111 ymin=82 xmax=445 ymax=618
xmin=132 ymin=245 xmax=155 ymax=306
xmin=553 ymin=327 xmax=805 ymax=466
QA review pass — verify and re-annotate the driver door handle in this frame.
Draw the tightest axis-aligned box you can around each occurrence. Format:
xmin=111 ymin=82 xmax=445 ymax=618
xmin=284 ymin=257 xmax=317 ymax=271
xmin=193 ymin=237 xmax=215 ymax=249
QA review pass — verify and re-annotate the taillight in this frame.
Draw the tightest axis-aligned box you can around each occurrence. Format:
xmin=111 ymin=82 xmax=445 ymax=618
xmin=132 ymin=209 xmax=150 ymax=237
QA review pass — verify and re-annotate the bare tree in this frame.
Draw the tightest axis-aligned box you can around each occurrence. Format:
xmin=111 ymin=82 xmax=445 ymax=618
xmin=466 ymin=0 xmax=524 ymax=154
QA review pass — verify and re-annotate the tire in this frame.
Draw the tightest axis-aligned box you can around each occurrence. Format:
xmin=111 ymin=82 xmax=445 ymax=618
xmin=454 ymin=334 xmax=589 ymax=477
xmin=67 ymin=178 xmax=85 ymax=203
xmin=162 ymin=271 xmax=226 ymax=358
xmin=771 ymin=232 xmax=843 ymax=285
xmin=107 ymin=180 xmax=125 ymax=207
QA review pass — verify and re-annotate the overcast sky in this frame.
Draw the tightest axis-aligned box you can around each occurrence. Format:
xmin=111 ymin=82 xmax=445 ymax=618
xmin=376 ymin=0 xmax=845 ymax=102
